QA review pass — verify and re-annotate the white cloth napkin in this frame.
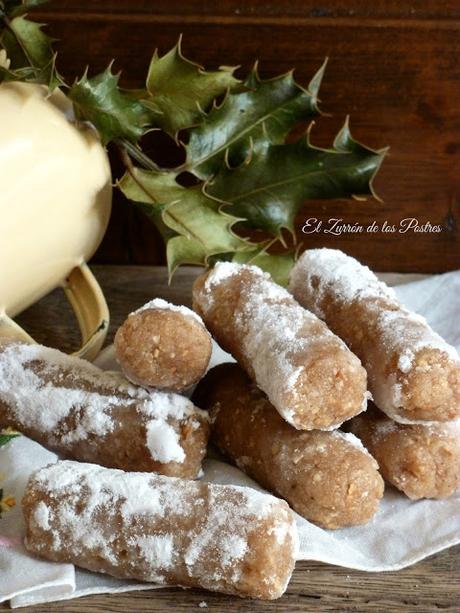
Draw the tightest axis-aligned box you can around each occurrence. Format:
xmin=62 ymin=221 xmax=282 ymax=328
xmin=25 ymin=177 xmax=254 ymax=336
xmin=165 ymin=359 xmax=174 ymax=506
xmin=1 ymin=271 xmax=459 ymax=608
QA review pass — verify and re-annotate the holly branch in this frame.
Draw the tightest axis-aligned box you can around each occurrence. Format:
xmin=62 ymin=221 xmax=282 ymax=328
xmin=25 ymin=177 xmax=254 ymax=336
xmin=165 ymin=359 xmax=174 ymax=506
xmin=0 ymin=0 xmax=387 ymax=284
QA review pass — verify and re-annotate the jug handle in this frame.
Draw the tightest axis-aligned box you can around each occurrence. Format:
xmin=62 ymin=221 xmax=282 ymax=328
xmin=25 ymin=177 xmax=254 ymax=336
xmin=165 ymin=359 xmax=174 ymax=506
xmin=0 ymin=263 xmax=109 ymax=362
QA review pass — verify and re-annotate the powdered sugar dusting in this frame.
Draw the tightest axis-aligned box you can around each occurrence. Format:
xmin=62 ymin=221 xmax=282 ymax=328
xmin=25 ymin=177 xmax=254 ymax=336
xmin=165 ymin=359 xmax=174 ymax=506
xmin=289 ymin=249 xmax=460 ymax=423
xmin=133 ymin=298 xmax=203 ymax=324
xmin=290 ymin=249 xmax=460 ymax=366
xmin=378 ymin=309 xmax=460 ymax=363
xmin=289 ymin=248 xmax=396 ymax=304
xmin=196 ymin=262 xmax=367 ymax=429
xmin=0 ymin=343 xmax=118 ymax=437
xmin=219 ymin=535 xmax=248 ymax=569
xmin=0 ymin=342 xmax=207 ymax=465
xmin=25 ymin=461 xmax=297 ymax=595
xmin=134 ymin=534 xmax=175 ymax=569
xmin=204 ymin=261 xmax=246 ymax=289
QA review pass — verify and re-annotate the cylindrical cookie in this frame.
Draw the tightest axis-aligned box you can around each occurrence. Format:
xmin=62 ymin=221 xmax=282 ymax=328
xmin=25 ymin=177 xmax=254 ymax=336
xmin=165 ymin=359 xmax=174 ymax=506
xmin=23 ymin=461 xmax=298 ymax=600
xmin=0 ymin=339 xmax=208 ymax=477
xmin=115 ymin=298 xmax=212 ymax=392
xmin=346 ymin=405 xmax=460 ymax=499
xmin=289 ymin=248 xmax=460 ymax=423
xmin=193 ymin=262 xmax=368 ymax=431
xmin=193 ymin=363 xmax=384 ymax=529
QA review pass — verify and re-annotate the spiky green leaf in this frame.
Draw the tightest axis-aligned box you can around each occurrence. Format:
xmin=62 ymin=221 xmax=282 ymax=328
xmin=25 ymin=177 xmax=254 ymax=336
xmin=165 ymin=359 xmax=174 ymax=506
xmin=118 ymin=168 xmax=252 ymax=276
xmin=207 ymin=120 xmax=386 ymax=236
xmin=185 ymin=62 xmax=326 ymax=179
xmin=143 ymin=39 xmax=239 ymax=137
xmin=69 ymin=67 xmax=151 ymax=146
xmin=0 ymin=15 xmax=62 ymax=88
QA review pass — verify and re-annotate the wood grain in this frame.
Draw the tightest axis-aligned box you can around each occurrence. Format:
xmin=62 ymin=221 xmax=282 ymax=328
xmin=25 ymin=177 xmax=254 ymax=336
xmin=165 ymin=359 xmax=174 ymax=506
xmin=31 ymin=1 xmax=460 ymax=20
xmin=7 ymin=264 xmax=460 ymax=611
xmin=28 ymin=1 xmax=460 ymax=273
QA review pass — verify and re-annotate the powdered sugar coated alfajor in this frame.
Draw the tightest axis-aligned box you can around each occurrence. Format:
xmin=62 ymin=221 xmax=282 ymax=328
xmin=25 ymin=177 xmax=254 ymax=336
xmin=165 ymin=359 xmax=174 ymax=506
xmin=23 ymin=461 xmax=298 ymax=600
xmin=346 ymin=405 xmax=460 ymax=499
xmin=193 ymin=262 xmax=368 ymax=430
xmin=289 ymin=249 xmax=460 ymax=424
xmin=0 ymin=339 xmax=209 ymax=477
xmin=115 ymin=298 xmax=212 ymax=392
xmin=194 ymin=363 xmax=384 ymax=529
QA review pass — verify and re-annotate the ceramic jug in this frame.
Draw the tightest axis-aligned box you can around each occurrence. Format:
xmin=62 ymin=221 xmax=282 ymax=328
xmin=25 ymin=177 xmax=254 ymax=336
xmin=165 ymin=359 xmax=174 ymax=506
xmin=0 ymin=82 xmax=112 ymax=360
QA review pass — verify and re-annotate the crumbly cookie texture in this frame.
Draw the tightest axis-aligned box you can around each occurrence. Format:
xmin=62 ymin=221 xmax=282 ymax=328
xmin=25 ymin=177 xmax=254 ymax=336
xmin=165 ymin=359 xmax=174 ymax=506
xmin=194 ymin=363 xmax=384 ymax=529
xmin=23 ymin=461 xmax=298 ymax=600
xmin=193 ymin=262 xmax=368 ymax=431
xmin=115 ymin=299 xmax=212 ymax=392
xmin=346 ymin=406 xmax=460 ymax=499
xmin=289 ymin=248 xmax=460 ymax=423
xmin=0 ymin=339 xmax=209 ymax=477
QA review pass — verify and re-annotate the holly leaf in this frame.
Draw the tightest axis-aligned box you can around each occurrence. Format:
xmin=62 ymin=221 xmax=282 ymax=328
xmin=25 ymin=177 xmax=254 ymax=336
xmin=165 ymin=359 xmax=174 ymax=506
xmin=232 ymin=248 xmax=295 ymax=286
xmin=185 ymin=61 xmax=326 ymax=179
xmin=1 ymin=0 xmax=50 ymax=18
xmin=207 ymin=119 xmax=387 ymax=236
xmin=143 ymin=38 xmax=239 ymax=137
xmin=69 ymin=66 xmax=151 ymax=146
xmin=0 ymin=62 xmax=36 ymax=82
xmin=0 ymin=15 xmax=62 ymax=88
xmin=118 ymin=168 xmax=252 ymax=276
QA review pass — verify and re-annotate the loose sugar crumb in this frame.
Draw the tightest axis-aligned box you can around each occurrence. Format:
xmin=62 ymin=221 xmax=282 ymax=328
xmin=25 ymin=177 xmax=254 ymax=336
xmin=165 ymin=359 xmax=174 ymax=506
xmin=146 ymin=420 xmax=186 ymax=464
xmin=398 ymin=351 xmax=414 ymax=373
xmin=33 ymin=501 xmax=50 ymax=530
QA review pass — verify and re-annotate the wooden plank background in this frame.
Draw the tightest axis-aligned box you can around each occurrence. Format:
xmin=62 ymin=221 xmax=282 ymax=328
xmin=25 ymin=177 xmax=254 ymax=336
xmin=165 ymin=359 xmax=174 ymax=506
xmin=33 ymin=1 xmax=460 ymax=273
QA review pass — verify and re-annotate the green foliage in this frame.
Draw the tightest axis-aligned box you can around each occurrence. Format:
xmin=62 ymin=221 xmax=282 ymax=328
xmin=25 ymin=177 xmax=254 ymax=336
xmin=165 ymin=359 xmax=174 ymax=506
xmin=118 ymin=168 xmax=251 ymax=277
xmin=69 ymin=67 xmax=151 ymax=146
xmin=143 ymin=38 xmax=239 ymax=137
xmin=0 ymin=3 xmax=387 ymax=284
xmin=207 ymin=120 xmax=386 ymax=236
xmin=0 ymin=14 xmax=62 ymax=88
xmin=185 ymin=62 xmax=326 ymax=179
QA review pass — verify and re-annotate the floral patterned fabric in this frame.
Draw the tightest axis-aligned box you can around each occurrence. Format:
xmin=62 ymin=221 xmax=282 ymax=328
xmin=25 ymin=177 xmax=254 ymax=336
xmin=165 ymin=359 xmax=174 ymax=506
xmin=0 ymin=429 xmax=19 ymax=518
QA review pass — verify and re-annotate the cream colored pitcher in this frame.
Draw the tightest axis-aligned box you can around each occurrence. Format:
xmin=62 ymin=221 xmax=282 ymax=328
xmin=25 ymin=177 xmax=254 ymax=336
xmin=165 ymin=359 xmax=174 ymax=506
xmin=0 ymin=82 xmax=112 ymax=360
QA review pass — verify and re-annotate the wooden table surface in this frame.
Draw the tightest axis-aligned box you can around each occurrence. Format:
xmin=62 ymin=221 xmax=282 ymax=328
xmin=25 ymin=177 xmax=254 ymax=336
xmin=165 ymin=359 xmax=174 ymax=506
xmin=7 ymin=265 xmax=460 ymax=612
